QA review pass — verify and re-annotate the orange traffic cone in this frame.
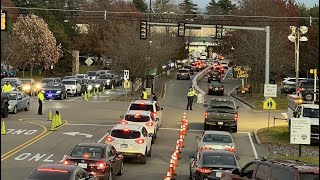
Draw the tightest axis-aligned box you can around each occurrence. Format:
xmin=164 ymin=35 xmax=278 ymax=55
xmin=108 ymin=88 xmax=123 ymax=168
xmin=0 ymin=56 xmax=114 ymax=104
xmin=175 ymin=149 xmax=180 ymax=160
xmin=175 ymin=144 xmax=181 ymax=153
xmin=164 ymin=171 xmax=171 ymax=180
xmin=179 ymin=138 xmax=184 ymax=148
xmin=185 ymin=121 xmax=189 ymax=130
xmin=172 ymin=152 xmax=178 ymax=167
xmin=179 ymin=128 xmax=183 ymax=137
xmin=169 ymin=162 xmax=176 ymax=179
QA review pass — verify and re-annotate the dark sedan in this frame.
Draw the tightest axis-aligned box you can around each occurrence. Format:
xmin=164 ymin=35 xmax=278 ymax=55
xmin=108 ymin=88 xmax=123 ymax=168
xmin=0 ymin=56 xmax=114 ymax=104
xmin=26 ymin=164 xmax=96 ymax=180
xmin=189 ymin=149 xmax=240 ymax=180
xmin=98 ymin=74 xmax=116 ymax=89
xmin=63 ymin=143 xmax=124 ymax=180
xmin=177 ymin=69 xmax=191 ymax=80
xmin=42 ymin=82 xmax=67 ymax=100
xmin=208 ymin=82 xmax=224 ymax=96
xmin=208 ymin=70 xmax=221 ymax=83
xmin=88 ymin=79 xmax=105 ymax=92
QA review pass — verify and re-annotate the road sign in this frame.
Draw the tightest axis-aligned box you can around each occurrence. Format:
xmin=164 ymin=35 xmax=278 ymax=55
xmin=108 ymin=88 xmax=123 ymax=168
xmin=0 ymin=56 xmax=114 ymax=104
xmin=124 ymin=70 xmax=129 ymax=80
xmin=149 ymin=68 xmax=157 ymax=76
xmin=264 ymin=84 xmax=277 ymax=97
xmin=263 ymin=97 xmax=276 ymax=110
xmin=85 ymin=57 xmax=93 ymax=66
xmin=233 ymin=66 xmax=251 ymax=78
xmin=290 ymin=118 xmax=311 ymax=144
xmin=123 ymin=80 xmax=131 ymax=89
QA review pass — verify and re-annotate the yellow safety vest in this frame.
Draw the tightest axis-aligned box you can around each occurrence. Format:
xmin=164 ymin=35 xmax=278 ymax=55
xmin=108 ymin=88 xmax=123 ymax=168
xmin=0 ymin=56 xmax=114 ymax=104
xmin=38 ymin=92 xmax=45 ymax=102
xmin=187 ymin=89 xmax=197 ymax=97
xmin=2 ymin=84 xmax=12 ymax=92
xmin=142 ymin=91 xmax=148 ymax=100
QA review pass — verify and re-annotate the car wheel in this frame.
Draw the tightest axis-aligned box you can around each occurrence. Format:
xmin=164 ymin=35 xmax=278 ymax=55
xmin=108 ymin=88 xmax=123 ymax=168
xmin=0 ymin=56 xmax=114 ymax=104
xmin=2 ymin=103 xmax=9 ymax=118
xmin=151 ymin=136 xmax=155 ymax=144
xmin=107 ymin=169 xmax=113 ymax=180
xmin=140 ymin=150 xmax=147 ymax=164
xmin=189 ymin=169 xmax=193 ymax=180
xmin=204 ymin=123 xmax=209 ymax=131
xmin=75 ymin=90 xmax=78 ymax=97
xmin=64 ymin=93 xmax=67 ymax=99
xmin=232 ymin=126 xmax=238 ymax=133
xmin=208 ymin=80 xmax=210 ymax=83
xmin=13 ymin=106 xmax=17 ymax=114
xmin=221 ymin=91 xmax=224 ymax=96
xmin=116 ymin=162 xmax=124 ymax=176
xmin=24 ymin=103 xmax=30 ymax=111
xmin=60 ymin=94 xmax=63 ymax=100
xmin=147 ymin=146 xmax=152 ymax=157
xmin=305 ymin=93 xmax=313 ymax=101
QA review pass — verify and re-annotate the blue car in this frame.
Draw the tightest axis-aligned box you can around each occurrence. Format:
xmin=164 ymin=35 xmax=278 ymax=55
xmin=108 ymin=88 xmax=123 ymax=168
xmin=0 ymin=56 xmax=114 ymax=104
xmin=42 ymin=82 xmax=67 ymax=100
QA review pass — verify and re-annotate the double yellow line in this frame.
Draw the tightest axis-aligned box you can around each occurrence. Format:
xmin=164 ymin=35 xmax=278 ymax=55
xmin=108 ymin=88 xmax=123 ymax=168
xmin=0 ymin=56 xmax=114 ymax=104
xmin=1 ymin=121 xmax=67 ymax=161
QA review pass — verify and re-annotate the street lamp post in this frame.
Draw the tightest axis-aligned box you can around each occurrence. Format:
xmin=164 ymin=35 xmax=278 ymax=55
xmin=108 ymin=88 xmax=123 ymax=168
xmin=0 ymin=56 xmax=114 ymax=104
xmin=288 ymin=26 xmax=308 ymax=95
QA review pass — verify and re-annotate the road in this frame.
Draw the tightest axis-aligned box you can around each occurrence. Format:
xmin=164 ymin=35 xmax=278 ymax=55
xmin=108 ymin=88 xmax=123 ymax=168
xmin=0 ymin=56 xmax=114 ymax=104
xmin=1 ymin=67 xmax=287 ymax=180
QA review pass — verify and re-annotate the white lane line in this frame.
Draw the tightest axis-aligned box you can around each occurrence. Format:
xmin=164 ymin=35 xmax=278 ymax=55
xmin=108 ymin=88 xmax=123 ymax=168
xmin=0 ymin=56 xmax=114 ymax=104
xmin=163 ymin=78 xmax=176 ymax=99
xmin=66 ymin=123 xmax=116 ymax=127
xmin=222 ymin=68 xmax=231 ymax=81
xmin=228 ymin=85 xmax=251 ymax=109
xmin=248 ymin=132 xmax=258 ymax=159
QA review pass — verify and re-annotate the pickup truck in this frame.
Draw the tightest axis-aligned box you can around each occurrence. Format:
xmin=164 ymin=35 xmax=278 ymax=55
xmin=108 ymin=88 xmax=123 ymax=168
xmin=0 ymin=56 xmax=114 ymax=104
xmin=1 ymin=93 xmax=9 ymax=118
xmin=203 ymin=98 xmax=240 ymax=132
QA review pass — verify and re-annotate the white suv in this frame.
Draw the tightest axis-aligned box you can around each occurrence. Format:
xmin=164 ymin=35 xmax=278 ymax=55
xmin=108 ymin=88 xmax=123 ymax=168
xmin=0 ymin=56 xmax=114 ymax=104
xmin=105 ymin=124 xmax=152 ymax=164
xmin=61 ymin=79 xmax=82 ymax=96
xmin=120 ymin=110 xmax=158 ymax=144
xmin=128 ymin=99 xmax=163 ymax=128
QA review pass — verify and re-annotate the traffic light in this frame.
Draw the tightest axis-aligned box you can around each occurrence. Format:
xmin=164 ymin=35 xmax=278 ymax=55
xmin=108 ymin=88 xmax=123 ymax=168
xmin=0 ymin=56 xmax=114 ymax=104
xmin=215 ymin=24 xmax=223 ymax=39
xmin=178 ymin=22 xmax=185 ymax=37
xmin=1 ymin=12 xmax=6 ymax=31
xmin=140 ymin=21 xmax=147 ymax=39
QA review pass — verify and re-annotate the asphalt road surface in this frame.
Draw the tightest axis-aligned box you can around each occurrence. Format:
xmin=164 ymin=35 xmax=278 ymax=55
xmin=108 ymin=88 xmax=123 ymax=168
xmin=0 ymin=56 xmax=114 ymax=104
xmin=1 ymin=67 xmax=287 ymax=180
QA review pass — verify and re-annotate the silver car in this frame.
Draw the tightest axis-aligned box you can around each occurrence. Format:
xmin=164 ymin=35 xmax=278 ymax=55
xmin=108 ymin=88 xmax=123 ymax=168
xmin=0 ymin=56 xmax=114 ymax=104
xmin=2 ymin=91 xmax=30 ymax=114
xmin=197 ymin=130 xmax=236 ymax=153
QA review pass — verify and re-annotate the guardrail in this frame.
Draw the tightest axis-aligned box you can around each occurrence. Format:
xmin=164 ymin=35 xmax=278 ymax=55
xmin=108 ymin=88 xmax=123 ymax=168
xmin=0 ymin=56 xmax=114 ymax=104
xmin=192 ymin=65 xmax=212 ymax=104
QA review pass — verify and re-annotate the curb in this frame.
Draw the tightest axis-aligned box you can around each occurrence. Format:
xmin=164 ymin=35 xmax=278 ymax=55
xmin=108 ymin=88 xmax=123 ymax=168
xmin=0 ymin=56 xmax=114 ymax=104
xmin=160 ymin=76 xmax=176 ymax=99
xmin=229 ymin=92 xmax=255 ymax=109
xmin=254 ymin=129 xmax=261 ymax=145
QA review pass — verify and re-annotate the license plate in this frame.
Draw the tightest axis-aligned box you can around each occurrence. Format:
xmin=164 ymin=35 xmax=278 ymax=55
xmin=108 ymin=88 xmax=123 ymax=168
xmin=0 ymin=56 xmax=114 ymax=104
xmin=47 ymin=94 xmax=53 ymax=97
xmin=218 ymin=122 xmax=223 ymax=125
xmin=215 ymin=88 xmax=218 ymax=90
xmin=216 ymin=172 xmax=222 ymax=177
xmin=120 ymin=144 xmax=128 ymax=148
xmin=78 ymin=163 xmax=87 ymax=169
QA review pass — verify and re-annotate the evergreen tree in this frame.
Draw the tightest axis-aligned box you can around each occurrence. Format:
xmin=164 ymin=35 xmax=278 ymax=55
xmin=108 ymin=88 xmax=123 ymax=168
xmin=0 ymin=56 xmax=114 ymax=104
xmin=216 ymin=0 xmax=236 ymax=14
xmin=154 ymin=0 xmax=171 ymax=11
xmin=132 ymin=0 xmax=148 ymax=12
xmin=179 ymin=0 xmax=198 ymax=14
xmin=206 ymin=0 xmax=220 ymax=15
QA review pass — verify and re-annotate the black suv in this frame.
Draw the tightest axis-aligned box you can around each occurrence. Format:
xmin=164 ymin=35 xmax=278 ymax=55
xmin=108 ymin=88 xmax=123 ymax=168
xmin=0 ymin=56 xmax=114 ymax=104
xmin=208 ymin=70 xmax=221 ymax=83
xmin=221 ymin=158 xmax=319 ymax=180
xmin=298 ymin=79 xmax=319 ymax=101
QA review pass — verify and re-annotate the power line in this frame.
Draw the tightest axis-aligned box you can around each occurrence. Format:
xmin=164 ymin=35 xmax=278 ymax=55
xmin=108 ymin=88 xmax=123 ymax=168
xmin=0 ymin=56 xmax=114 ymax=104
xmin=1 ymin=6 xmax=319 ymax=20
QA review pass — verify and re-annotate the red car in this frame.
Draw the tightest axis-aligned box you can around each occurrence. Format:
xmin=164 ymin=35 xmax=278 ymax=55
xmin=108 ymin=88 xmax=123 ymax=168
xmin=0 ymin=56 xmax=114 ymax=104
xmin=214 ymin=66 xmax=225 ymax=74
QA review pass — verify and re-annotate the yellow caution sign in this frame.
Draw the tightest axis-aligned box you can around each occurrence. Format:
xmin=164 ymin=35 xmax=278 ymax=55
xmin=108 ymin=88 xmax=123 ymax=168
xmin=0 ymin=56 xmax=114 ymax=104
xmin=263 ymin=97 xmax=276 ymax=110
xmin=123 ymin=80 xmax=131 ymax=89
xmin=1 ymin=12 xmax=6 ymax=31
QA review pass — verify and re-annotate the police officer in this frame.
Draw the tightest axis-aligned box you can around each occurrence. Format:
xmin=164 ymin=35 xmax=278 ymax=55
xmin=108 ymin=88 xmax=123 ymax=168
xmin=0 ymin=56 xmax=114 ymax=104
xmin=141 ymin=88 xmax=148 ymax=100
xmin=186 ymin=86 xmax=197 ymax=110
xmin=2 ymin=81 xmax=12 ymax=92
xmin=37 ymin=91 xmax=45 ymax=115
xmin=152 ymin=93 xmax=158 ymax=101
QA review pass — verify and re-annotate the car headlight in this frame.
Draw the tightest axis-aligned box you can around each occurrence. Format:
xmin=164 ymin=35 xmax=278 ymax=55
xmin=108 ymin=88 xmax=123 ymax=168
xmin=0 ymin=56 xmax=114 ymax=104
xmin=41 ymin=90 xmax=45 ymax=93
xmin=87 ymin=85 xmax=92 ymax=90
xmin=95 ymin=84 xmax=100 ymax=88
xmin=23 ymin=85 xmax=31 ymax=90
xmin=106 ymin=80 xmax=111 ymax=82
xmin=56 ymin=91 xmax=61 ymax=94
xmin=36 ymin=84 xmax=41 ymax=89
xmin=92 ymin=77 xmax=96 ymax=79
xmin=71 ymin=85 xmax=76 ymax=89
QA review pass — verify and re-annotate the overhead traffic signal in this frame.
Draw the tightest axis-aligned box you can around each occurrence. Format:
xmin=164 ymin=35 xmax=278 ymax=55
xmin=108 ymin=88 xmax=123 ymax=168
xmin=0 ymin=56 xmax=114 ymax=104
xmin=178 ymin=22 xmax=185 ymax=37
xmin=140 ymin=21 xmax=147 ymax=39
xmin=215 ymin=25 xmax=223 ymax=39
xmin=1 ymin=12 xmax=6 ymax=31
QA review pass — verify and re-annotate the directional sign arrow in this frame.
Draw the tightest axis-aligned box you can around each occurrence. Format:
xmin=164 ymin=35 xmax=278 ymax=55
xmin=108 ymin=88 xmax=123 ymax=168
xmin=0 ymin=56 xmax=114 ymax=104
xmin=62 ymin=132 xmax=93 ymax=138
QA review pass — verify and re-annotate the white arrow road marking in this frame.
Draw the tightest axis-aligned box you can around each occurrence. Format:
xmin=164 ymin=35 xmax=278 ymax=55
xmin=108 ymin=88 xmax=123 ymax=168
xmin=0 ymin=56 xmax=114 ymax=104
xmin=62 ymin=132 xmax=93 ymax=138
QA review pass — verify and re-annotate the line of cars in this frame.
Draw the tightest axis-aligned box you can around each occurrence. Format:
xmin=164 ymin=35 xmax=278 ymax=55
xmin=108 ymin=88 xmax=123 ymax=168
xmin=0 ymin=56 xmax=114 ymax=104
xmin=280 ymin=77 xmax=319 ymax=101
xmin=26 ymin=99 xmax=164 ymax=180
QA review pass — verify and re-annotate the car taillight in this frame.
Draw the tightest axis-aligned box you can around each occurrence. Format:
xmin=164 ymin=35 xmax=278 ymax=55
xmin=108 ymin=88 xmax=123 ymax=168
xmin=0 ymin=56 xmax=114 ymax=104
xmin=298 ymin=87 xmax=302 ymax=92
xmin=234 ymin=114 xmax=238 ymax=121
xmin=224 ymin=147 xmax=236 ymax=153
xmin=199 ymin=167 xmax=212 ymax=174
xmin=208 ymin=74 xmax=210 ymax=77
xmin=146 ymin=122 xmax=154 ymax=126
xmin=200 ymin=147 xmax=212 ymax=150
xmin=205 ymin=112 xmax=208 ymax=119
xmin=106 ymin=136 xmax=114 ymax=142
xmin=120 ymin=120 xmax=128 ymax=125
xmin=135 ymin=139 xmax=145 ymax=144
xmin=97 ymin=162 xmax=106 ymax=169
xmin=63 ymin=160 xmax=76 ymax=165
xmin=220 ymin=87 xmax=224 ymax=90
xmin=152 ymin=112 xmax=157 ymax=117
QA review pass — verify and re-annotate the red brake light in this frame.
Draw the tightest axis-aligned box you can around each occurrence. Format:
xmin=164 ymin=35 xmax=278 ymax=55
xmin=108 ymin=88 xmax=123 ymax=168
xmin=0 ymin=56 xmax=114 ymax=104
xmin=224 ymin=147 xmax=236 ymax=153
xmin=63 ymin=159 xmax=76 ymax=165
xmin=205 ymin=112 xmax=208 ymax=119
xmin=298 ymin=88 xmax=302 ymax=92
xmin=83 ymin=153 xmax=90 ymax=158
xmin=106 ymin=136 xmax=114 ymax=142
xmin=120 ymin=120 xmax=128 ymax=125
xmin=234 ymin=114 xmax=238 ymax=121
xmin=199 ymin=167 xmax=212 ymax=174
xmin=220 ymin=87 xmax=224 ymax=90
xmin=208 ymin=74 xmax=210 ymax=77
xmin=97 ymin=162 xmax=106 ymax=169
xmin=152 ymin=112 xmax=157 ymax=116
xmin=37 ymin=168 xmax=68 ymax=173
xmin=135 ymin=139 xmax=145 ymax=144
xmin=123 ymin=128 xmax=129 ymax=132
xmin=146 ymin=122 xmax=154 ymax=126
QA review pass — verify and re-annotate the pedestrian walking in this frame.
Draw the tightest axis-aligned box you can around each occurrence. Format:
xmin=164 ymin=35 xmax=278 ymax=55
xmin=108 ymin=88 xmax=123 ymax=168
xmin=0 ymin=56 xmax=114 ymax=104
xmin=37 ymin=91 xmax=45 ymax=115
xmin=186 ymin=86 xmax=197 ymax=110
xmin=152 ymin=93 xmax=158 ymax=101
xmin=141 ymin=88 xmax=148 ymax=100
xmin=2 ymin=81 xmax=12 ymax=92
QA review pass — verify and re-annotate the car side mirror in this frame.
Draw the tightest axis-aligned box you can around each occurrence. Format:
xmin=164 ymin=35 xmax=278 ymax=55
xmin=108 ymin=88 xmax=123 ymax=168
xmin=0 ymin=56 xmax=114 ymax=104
xmin=232 ymin=168 xmax=240 ymax=175
xmin=236 ymin=156 xmax=240 ymax=160
xmin=203 ymin=104 xmax=208 ymax=107
xmin=107 ymin=130 xmax=111 ymax=134
xmin=189 ymin=154 xmax=195 ymax=159
xmin=120 ymin=115 xmax=124 ymax=119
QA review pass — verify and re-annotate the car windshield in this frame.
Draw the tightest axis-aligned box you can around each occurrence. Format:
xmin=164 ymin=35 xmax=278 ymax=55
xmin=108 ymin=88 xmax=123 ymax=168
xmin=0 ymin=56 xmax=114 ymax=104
xmin=99 ymin=75 xmax=112 ymax=79
xmin=21 ymin=79 xmax=32 ymax=84
xmin=111 ymin=129 xmax=141 ymax=139
xmin=87 ymin=71 xmax=97 ymax=76
xmin=299 ymin=173 xmax=319 ymax=180
xmin=210 ymin=82 xmax=222 ymax=87
xmin=88 ymin=79 xmax=100 ymax=83
xmin=1 ymin=80 xmax=17 ymax=85
xmin=63 ymin=76 xmax=75 ymax=79
xmin=129 ymin=104 xmax=154 ymax=112
xmin=98 ymin=71 xmax=106 ymax=74
xmin=203 ymin=155 xmax=236 ymax=166
xmin=76 ymin=75 xmax=85 ymax=79
xmin=178 ymin=70 xmax=189 ymax=73
xmin=125 ymin=114 xmax=150 ymax=122
xmin=41 ymin=79 xmax=54 ymax=83
xmin=3 ymin=93 xmax=17 ymax=100
xmin=28 ymin=170 xmax=71 ymax=180
xmin=61 ymin=81 xmax=76 ymax=85
xmin=71 ymin=146 xmax=103 ymax=159
xmin=210 ymin=100 xmax=235 ymax=109
xmin=303 ymin=108 xmax=319 ymax=118
xmin=46 ymin=83 xmax=61 ymax=88
xmin=202 ymin=134 xmax=232 ymax=143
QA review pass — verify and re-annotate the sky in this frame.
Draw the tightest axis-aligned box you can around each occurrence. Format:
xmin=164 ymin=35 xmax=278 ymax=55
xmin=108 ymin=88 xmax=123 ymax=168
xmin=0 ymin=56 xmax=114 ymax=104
xmin=172 ymin=0 xmax=319 ymax=9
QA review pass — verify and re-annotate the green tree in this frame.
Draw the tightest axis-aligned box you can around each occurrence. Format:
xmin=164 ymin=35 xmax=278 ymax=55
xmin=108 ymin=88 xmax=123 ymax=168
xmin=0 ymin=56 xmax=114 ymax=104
xmin=179 ymin=0 xmax=198 ymax=14
xmin=216 ymin=0 xmax=236 ymax=14
xmin=132 ymin=0 xmax=148 ymax=12
xmin=206 ymin=0 xmax=220 ymax=15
